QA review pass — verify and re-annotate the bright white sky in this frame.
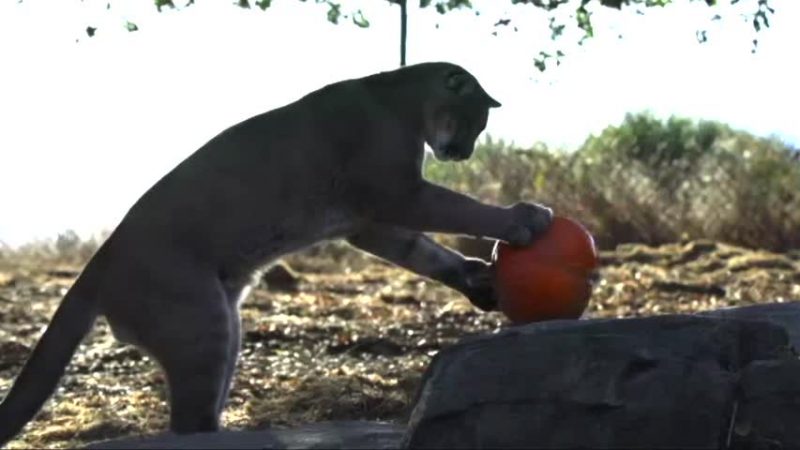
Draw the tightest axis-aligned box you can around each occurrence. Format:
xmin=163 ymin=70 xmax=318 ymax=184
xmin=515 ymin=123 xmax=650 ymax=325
xmin=0 ymin=0 xmax=797 ymax=247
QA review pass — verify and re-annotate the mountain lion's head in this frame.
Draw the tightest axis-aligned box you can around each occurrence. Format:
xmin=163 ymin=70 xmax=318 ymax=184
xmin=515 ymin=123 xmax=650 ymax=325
xmin=424 ymin=67 xmax=501 ymax=162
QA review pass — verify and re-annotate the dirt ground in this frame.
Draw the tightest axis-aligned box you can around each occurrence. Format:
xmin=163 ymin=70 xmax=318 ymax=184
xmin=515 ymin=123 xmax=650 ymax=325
xmin=1 ymin=239 xmax=799 ymax=449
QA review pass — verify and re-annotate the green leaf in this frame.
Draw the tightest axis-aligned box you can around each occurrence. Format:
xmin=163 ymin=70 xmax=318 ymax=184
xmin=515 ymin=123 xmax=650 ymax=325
xmin=125 ymin=21 xmax=138 ymax=32
xmin=600 ymin=0 xmax=624 ymax=8
xmin=326 ymin=1 xmax=341 ymax=24
xmin=548 ymin=17 xmax=565 ymax=40
xmin=154 ymin=0 xmax=174 ymax=12
xmin=420 ymin=0 xmax=432 ymax=7
xmin=238 ymin=0 xmax=251 ymax=8
xmin=255 ymin=0 xmax=271 ymax=10
xmin=352 ymin=9 xmax=370 ymax=28
xmin=576 ymin=5 xmax=593 ymax=38
xmin=533 ymin=51 xmax=550 ymax=72
xmin=86 ymin=26 xmax=96 ymax=37
xmin=448 ymin=0 xmax=472 ymax=9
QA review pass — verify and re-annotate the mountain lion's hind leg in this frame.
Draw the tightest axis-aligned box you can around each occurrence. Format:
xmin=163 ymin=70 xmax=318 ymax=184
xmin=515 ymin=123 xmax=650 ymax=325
xmin=217 ymin=280 xmax=249 ymax=417
xmin=132 ymin=274 xmax=238 ymax=434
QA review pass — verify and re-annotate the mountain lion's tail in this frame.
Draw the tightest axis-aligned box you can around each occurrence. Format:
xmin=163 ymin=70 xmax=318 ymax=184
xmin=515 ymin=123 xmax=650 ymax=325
xmin=0 ymin=261 xmax=102 ymax=447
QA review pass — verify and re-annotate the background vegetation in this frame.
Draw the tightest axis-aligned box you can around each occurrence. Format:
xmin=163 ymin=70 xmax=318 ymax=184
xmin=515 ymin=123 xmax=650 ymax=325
xmin=425 ymin=111 xmax=800 ymax=252
xmin=2 ymin=111 xmax=797 ymax=267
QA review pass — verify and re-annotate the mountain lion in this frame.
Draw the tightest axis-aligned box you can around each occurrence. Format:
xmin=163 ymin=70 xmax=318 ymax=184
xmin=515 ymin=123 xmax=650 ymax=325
xmin=0 ymin=62 xmax=552 ymax=445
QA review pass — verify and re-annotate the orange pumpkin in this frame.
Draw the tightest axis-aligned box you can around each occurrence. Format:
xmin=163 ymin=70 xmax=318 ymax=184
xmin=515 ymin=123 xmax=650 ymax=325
xmin=493 ymin=216 xmax=599 ymax=324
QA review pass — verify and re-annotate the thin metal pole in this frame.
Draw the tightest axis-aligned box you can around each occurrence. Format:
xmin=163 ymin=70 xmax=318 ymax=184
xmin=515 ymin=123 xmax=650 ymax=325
xmin=400 ymin=0 xmax=407 ymax=66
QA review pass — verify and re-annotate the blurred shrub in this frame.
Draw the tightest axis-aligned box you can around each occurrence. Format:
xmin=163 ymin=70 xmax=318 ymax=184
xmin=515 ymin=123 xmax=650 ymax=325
xmin=425 ymin=112 xmax=800 ymax=251
xmin=6 ymin=112 xmax=797 ymax=266
xmin=1 ymin=230 xmax=108 ymax=266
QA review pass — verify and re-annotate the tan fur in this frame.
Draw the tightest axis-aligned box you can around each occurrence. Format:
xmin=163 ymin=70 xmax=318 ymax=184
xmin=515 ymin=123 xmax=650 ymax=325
xmin=0 ymin=62 xmax=552 ymax=444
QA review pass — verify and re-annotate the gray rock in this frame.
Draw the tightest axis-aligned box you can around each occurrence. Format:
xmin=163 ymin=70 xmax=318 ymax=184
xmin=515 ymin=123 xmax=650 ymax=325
xmin=698 ymin=301 xmax=800 ymax=350
xmin=85 ymin=421 xmax=404 ymax=450
xmin=733 ymin=359 xmax=800 ymax=448
xmin=403 ymin=312 xmax=800 ymax=449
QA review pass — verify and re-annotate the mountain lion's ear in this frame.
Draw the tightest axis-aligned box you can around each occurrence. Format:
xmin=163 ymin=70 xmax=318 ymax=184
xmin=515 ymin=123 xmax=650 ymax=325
xmin=445 ymin=70 xmax=476 ymax=96
xmin=446 ymin=70 xmax=501 ymax=107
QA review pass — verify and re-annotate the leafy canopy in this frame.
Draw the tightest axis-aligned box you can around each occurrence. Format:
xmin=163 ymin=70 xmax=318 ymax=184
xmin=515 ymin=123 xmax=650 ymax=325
xmin=65 ymin=0 xmax=776 ymax=70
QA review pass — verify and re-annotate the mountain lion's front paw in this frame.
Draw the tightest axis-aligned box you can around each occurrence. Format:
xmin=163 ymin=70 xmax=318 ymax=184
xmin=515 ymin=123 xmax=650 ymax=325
xmin=504 ymin=202 xmax=553 ymax=247
xmin=461 ymin=258 xmax=499 ymax=312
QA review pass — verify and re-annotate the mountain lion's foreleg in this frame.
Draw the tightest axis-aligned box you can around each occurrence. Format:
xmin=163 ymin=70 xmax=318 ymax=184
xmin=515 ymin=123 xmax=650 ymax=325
xmin=366 ymin=180 xmax=552 ymax=247
xmin=347 ymin=224 xmax=497 ymax=311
